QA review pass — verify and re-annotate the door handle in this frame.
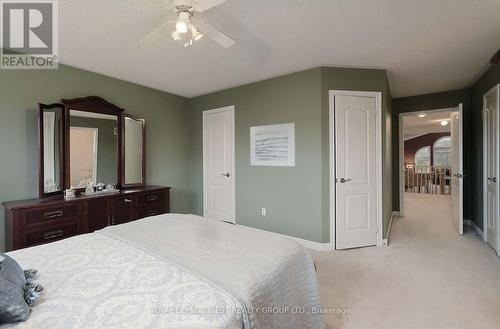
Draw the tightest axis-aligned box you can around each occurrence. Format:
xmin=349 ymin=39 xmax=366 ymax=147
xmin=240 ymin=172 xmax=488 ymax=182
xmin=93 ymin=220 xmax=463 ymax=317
xmin=454 ymin=173 xmax=467 ymax=179
xmin=338 ymin=178 xmax=352 ymax=183
xmin=222 ymin=173 xmax=231 ymax=177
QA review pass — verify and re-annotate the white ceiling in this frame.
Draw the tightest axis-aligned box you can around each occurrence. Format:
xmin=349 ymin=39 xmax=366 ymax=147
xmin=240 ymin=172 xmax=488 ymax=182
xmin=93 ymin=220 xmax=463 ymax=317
xmin=403 ymin=110 xmax=452 ymax=139
xmin=59 ymin=0 xmax=500 ymax=98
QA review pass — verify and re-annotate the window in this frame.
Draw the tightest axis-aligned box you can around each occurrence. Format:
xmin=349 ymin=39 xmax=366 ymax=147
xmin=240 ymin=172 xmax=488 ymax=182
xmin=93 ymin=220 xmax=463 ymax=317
xmin=433 ymin=136 xmax=451 ymax=167
xmin=415 ymin=146 xmax=431 ymax=172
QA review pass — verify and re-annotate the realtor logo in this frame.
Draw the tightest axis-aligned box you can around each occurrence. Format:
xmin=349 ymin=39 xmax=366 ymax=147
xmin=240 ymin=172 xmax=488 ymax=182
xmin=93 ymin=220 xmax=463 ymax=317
xmin=1 ymin=0 xmax=58 ymax=69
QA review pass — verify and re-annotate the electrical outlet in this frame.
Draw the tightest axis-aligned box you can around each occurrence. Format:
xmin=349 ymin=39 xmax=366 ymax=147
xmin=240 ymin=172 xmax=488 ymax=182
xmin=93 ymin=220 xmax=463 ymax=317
xmin=261 ymin=208 xmax=267 ymax=216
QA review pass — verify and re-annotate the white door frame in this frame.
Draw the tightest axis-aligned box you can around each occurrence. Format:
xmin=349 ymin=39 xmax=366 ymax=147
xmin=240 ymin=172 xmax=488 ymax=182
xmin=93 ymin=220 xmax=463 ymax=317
xmin=483 ymin=84 xmax=500 ymax=250
xmin=70 ymin=126 xmax=98 ymax=184
xmin=329 ymin=90 xmax=383 ymax=250
xmin=202 ymin=105 xmax=236 ymax=222
xmin=398 ymin=107 xmax=455 ymax=217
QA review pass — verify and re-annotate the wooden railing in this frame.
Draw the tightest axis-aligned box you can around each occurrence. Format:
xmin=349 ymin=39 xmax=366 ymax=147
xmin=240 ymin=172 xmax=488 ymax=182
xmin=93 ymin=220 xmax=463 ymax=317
xmin=404 ymin=166 xmax=451 ymax=195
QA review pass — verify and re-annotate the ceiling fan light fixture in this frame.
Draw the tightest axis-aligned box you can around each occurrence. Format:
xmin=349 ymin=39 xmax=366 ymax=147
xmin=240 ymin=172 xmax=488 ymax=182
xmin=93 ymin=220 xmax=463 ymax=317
xmin=175 ymin=11 xmax=191 ymax=34
xmin=191 ymin=26 xmax=203 ymax=41
xmin=171 ymin=31 xmax=182 ymax=41
xmin=176 ymin=20 xmax=188 ymax=33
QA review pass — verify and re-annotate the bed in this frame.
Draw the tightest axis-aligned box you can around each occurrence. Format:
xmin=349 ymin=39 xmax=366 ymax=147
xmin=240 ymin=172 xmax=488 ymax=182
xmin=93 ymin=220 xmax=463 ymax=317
xmin=3 ymin=214 xmax=325 ymax=329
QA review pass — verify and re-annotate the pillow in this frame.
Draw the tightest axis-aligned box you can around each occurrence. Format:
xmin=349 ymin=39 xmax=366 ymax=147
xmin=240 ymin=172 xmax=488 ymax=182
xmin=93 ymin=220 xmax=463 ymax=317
xmin=0 ymin=255 xmax=43 ymax=324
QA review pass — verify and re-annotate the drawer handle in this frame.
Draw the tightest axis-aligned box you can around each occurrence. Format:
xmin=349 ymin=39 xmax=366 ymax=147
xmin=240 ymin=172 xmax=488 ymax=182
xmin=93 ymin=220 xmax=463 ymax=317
xmin=146 ymin=195 xmax=158 ymax=202
xmin=43 ymin=210 xmax=64 ymax=219
xmin=43 ymin=230 xmax=64 ymax=240
xmin=147 ymin=210 xmax=159 ymax=216
xmin=124 ymin=198 xmax=133 ymax=203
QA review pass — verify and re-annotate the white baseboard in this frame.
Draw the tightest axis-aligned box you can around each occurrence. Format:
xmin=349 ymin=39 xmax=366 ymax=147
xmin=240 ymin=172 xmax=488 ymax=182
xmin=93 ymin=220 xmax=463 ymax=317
xmin=382 ymin=212 xmax=397 ymax=246
xmin=237 ymin=224 xmax=332 ymax=251
xmin=284 ymin=235 xmax=332 ymax=251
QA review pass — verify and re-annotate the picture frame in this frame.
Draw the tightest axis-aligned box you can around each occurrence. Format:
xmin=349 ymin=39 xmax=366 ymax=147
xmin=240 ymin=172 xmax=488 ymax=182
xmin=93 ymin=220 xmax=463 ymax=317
xmin=250 ymin=123 xmax=295 ymax=167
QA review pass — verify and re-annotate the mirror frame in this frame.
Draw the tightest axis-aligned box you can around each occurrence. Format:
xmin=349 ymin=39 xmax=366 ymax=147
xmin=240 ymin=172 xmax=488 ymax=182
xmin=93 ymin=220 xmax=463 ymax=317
xmin=61 ymin=96 xmax=124 ymax=190
xmin=121 ymin=114 xmax=146 ymax=188
xmin=38 ymin=103 xmax=65 ymax=198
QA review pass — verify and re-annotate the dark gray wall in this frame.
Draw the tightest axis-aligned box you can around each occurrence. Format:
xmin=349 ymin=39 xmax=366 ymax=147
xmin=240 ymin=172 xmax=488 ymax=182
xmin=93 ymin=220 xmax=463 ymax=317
xmin=392 ymin=89 xmax=472 ymax=222
xmin=0 ymin=64 xmax=191 ymax=252
xmin=470 ymin=65 xmax=500 ymax=228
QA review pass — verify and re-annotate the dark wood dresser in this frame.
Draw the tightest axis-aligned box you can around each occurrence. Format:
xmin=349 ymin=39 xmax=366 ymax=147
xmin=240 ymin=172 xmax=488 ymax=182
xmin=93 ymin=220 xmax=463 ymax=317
xmin=2 ymin=186 xmax=170 ymax=251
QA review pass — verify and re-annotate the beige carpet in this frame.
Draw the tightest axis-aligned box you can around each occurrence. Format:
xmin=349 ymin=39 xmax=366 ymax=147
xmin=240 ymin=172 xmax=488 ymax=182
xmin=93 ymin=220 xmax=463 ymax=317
xmin=312 ymin=193 xmax=500 ymax=329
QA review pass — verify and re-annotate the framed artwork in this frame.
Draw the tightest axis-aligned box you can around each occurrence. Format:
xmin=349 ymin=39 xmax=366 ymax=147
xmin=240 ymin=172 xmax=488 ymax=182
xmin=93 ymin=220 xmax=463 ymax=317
xmin=250 ymin=123 xmax=295 ymax=167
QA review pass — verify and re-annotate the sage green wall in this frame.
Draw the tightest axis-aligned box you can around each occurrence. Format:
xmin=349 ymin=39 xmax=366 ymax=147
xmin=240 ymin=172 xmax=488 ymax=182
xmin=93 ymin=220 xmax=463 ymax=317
xmin=189 ymin=67 xmax=392 ymax=243
xmin=188 ymin=68 xmax=325 ymax=242
xmin=70 ymin=116 xmax=118 ymax=185
xmin=391 ymin=89 xmax=472 ymax=222
xmin=470 ymin=64 xmax=500 ymax=228
xmin=0 ymin=64 xmax=191 ymax=252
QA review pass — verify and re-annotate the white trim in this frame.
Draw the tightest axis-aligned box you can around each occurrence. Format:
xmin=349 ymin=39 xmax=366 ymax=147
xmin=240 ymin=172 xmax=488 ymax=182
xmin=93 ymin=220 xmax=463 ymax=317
xmin=482 ymin=84 xmax=500 ymax=248
xmin=329 ymin=90 xmax=383 ymax=250
xmin=284 ymin=235 xmax=332 ymax=251
xmin=382 ymin=211 xmax=397 ymax=246
xmin=69 ymin=126 xmax=98 ymax=185
xmin=237 ymin=223 xmax=332 ymax=251
xmin=43 ymin=112 xmax=56 ymax=188
xmin=70 ymin=110 xmax=117 ymax=121
xmin=202 ymin=106 xmax=236 ymax=223
xmin=398 ymin=107 xmax=456 ymax=217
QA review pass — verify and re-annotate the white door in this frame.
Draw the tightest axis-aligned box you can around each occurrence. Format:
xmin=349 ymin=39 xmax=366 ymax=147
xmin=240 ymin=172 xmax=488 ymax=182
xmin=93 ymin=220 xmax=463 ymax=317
xmin=70 ymin=127 xmax=98 ymax=187
xmin=450 ymin=104 xmax=464 ymax=235
xmin=484 ymin=85 xmax=500 ymax=255
xmin=203 ymin=106 xmax=235 ymax=222
xmin=335 ymin=94 xmax=379 ymax=249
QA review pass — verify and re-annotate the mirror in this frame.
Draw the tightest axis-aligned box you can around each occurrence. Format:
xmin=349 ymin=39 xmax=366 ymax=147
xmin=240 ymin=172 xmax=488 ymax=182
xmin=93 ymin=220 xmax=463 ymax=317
xmin=39 ymin=104 xmax=64 ymax=197
xmin=123 ymin=115 xmax=145 ymax=186
xmin=69 ymin=110 xmax=118 ymax=188
xmin=39 ymin=96 xmax=147 ymax=196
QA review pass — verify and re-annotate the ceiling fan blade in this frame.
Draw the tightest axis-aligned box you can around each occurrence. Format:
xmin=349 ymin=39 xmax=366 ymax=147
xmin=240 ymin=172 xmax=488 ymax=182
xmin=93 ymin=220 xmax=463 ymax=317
xmin=140 ymin=20 xmax=172 ymax=43
xmin=194 ymin=0 xmax=227 ymax=12
xmin=197 ymin=21 xmax=234 ymax=48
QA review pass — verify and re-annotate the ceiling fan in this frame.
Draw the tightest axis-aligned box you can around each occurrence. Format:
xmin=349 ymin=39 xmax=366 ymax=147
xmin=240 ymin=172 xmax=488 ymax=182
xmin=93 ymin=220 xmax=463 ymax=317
xmin=142 ymin=0 xmax=235 ymax=48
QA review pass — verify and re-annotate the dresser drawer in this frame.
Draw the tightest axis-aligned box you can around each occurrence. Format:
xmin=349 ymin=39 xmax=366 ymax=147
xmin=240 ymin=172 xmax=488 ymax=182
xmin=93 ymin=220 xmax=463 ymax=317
xmin=136 ymin=205 xmax=167 ymax=220
xmin=20 ymin=203 xmax=81 ymax=228
xmin=135 ymin=190 xmax=167 ymax=206
xmin=20 ymin=222 xmax=80 ymax=248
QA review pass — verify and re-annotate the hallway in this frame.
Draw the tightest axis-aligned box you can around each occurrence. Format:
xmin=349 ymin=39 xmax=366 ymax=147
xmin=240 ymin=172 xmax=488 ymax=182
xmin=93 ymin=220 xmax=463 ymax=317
xmin=313 ymin=193 xmax=500 ymax=329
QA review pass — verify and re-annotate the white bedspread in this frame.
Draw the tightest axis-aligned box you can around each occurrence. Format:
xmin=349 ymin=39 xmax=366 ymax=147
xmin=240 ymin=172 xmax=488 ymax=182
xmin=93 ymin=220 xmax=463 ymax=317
xmin=100 ymin=214 xmax=325 ymax=329
xmin=4 ymin=234 xmax=242 ymax=329
xmin=4 ymin=214 xmax=325 ymax=329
